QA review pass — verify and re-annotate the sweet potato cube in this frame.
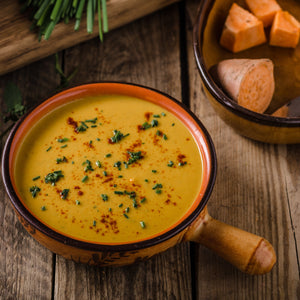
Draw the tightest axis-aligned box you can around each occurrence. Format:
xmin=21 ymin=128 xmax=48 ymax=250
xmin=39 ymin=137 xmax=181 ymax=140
xmin=270 ymin=11 xmax=300 ymax=48
xmin=220 ymin=3 xmax=267 ymax=53
xmin=245 ymin=0 xmax=281 ymax=27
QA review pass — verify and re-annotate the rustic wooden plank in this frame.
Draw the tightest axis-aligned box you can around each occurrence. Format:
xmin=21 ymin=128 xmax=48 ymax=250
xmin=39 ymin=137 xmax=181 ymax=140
xmin=186 ymin=0 xmax=300 ymax=298
xmin=53 ymin=4 xmax=193 ymax=300
xmin=0 ymin=0 xmax=179 ymax=76
xmin=0 ymin=56 xmax=61 ymax=299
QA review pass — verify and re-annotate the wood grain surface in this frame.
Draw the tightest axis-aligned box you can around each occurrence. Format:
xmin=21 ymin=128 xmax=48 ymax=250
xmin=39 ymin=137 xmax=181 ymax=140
xmin=0 ymin=0 xmax=179 ymax=76
xmin=0 ymin=0 xmax=300 ymax=299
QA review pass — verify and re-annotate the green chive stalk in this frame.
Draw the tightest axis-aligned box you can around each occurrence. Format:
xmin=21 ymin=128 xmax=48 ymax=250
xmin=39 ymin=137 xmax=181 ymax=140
xmin=20 ymin=0 xmax=108 ymax=41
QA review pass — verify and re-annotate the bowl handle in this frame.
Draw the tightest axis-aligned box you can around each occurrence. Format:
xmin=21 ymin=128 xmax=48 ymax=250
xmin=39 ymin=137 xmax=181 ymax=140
xmin=185 ymin=207 xmax=276 ymax=274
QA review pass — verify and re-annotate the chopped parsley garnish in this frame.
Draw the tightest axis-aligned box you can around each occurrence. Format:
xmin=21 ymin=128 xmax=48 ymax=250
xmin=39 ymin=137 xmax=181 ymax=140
xmin=151 ymin=119 xmax=158 ymax=127
xmin=60 ymin=189 xmax=69 ymax=200
xmin=83 ymin=160 xmax=94 ymax=172
xmin=127 ymin=151 xmax=143 ymax=165
xmin=57 ymin=138 xmax=69 ymax=143
xmin=45 ymin=171 xmax=64 ymax=186
xmin=56 ymin=156 xmax=67 ymax=164
xmin=101 ymin=194 xmax=108 ymax=201
xmin=30 ymin=185 xmax=41 ymax=197
xmin=32 ymin=176 xmax=40 ymax=181
xmin=114 ymin=161 xmax=122 ymax=170
xmin=81 ymin=175 xmax=88 ymax=182
xmin=167 ymin=161 xmax=174 ymax=167
xmin=152 ymin=183 xmax=162 ymax=190
xmin=110 ymin=130 xmax=129 ymax=143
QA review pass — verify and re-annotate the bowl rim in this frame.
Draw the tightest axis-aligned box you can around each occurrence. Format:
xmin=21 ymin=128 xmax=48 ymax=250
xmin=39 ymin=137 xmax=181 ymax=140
xmin=193 ymin=0 xmax=300 ymax=127
xmin=1 ymin=81 xmax=217 ymax=252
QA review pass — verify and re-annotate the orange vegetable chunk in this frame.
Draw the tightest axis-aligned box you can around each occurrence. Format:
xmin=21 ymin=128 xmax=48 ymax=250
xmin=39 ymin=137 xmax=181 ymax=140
xmin=216 ymin=58 xmax=275 ymax=113
xmin=270 ymin=11 xmax=300 ymax=48
xmin=245 ymin=0 xmax=281 ymax=27
xmin=220 ymin=3 xmax=267 ymax=53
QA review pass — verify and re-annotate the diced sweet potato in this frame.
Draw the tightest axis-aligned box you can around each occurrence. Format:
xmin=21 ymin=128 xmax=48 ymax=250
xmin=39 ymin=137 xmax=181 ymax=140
xmin=220 ymin=3 xmax=267 ymax=53
xmin=216 ymin=58 xmax=275 ymax=113
xmin=269 ymin=11 xmax=300 ymax=48
xmin=245 ymin=0 xmax=281 ymax=27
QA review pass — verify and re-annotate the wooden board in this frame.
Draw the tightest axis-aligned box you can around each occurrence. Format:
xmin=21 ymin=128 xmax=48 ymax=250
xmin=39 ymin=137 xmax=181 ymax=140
xmin=0 ymin=0 xmax=179 ymax=76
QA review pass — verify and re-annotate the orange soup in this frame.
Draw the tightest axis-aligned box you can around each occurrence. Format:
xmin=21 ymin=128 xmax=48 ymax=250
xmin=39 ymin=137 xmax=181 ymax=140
xmin=14 ymin=95 xmax=203 ymax=243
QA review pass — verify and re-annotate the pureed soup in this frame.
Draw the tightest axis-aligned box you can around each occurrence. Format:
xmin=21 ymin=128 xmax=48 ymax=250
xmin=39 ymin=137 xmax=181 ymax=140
xmin=14 ymin=94 xmax=203 ymax=244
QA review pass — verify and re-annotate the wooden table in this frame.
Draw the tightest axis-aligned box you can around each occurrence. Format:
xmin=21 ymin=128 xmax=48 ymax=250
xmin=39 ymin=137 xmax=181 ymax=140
xmin=0 ymin=0 xmax=299 ymax=298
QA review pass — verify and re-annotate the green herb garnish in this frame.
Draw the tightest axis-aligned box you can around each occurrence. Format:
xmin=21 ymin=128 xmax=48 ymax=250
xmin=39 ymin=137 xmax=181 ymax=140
xmin=85 ymin=117 xmax=98 ymax=123
xmin=152 ymin=183 xmax=162 ymax=190
xmin=123 ymin=214 xmax=129 ymax=219
xmin=60 ymin=189 xmax=69 ymax=200
xmin=101 ymin=194 xmax=108 ymax=201
xmin=114 ymin=191 xmax=124 ymax=195
xmin=32 ymin=176 xmax=41 ymax=181
xmin=46 ymin=146 xmax=52 ymax=152
xmin=41 ymin=206 xmax=46 ymax=211
xmin=30 ymin=185 xmax=41 ymax=198
xmin=167 ymin=161 xmax=174 ymax=167
xmin=83 ymin=159 xmax=94 ymax=172
xmin=127 ymin=151 xmax=143 ymax=165
xmin=45 ymin=170 xmax=64 ymax=186
xmin=56 ymin=156 xmax=67 ymax=164
xmin=75 ymin=200 xmax=81 ymax=205
xmin=103 ymin=170 xmax=107 ymax=176
xmin=81 ymin=175 xmax=88 ymax=182
xmin=96 ymin=160 xmax=102 ymax=168
xmin=110 ymin=130 xmax=129 ymax=143
xmin=57 ymin=137 xmax=69 ymax=143
xmin=140 ymin=221 xmax=146 ymax=228
xmin=105 ymin=153 xmax=112 ymax=158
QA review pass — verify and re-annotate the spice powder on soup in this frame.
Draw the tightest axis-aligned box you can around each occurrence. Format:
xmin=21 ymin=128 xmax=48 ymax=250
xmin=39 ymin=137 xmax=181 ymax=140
xmin=14 ymin=95 xmax=203 ymax=243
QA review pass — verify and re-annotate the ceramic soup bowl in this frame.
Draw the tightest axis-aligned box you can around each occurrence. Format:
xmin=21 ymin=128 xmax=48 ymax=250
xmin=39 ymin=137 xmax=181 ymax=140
xmin=2 ymin=83 xmax=276 ymax=274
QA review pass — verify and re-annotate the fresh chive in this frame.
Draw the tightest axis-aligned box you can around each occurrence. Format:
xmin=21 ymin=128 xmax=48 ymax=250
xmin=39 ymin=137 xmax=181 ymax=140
xmin=140 ymin=221 xmax=146 ymax=228
xmin=123 ymin=213 xmax=129 ymax=219
xmin=163 ymin=134 xmax=168 ymax=140
xmin=140 ymin=197 xmax=146 ymax=203
xmin=119 ymin=203 xmax=123 ymax=208
xmin=46 ymin=146 xmax=52 ymax=152
xmin=114 ymin=191 xmax=124 ymax=195
xmin=153 ymin=114 xmax=160 ymax=118
xmin=101 ymin=194 xmax=108 ymax=201
xmin=60 ymin=189 xmax=69 ymax=200
xmin=167 ymin=161 xmax=174 ymax=167
xmin=32 ymin=176 xmax=41 ymax=181
xmin=152 ymin=170 xmax=157 ymax=173
xmin=132 ymin=198 xmax=138 ymax=208
xmin=161 ymin=112 xmax=166 ymax=116
xmin=75 ymin=200 xmax=80 ymax=205
xmin=101 ymin=0 xmax=108 ymax=33
xmin=96 ymin=160 xmax=101 ymax=168
xmin=105 ymin=153 xmax=111 ymax=158
xmin=152 ymin=183 xmax=162 ymax=190
xmin=41 ymin=206 xmax=46 ymax=211
xmin=108 ymin=207 xmax=112 ymax=212
xmin=45 ymin=170 xmax=64 ymax=186
xmin=57 ymin=137 xmax=69 ymax=143
xmin=151 ymin=119 xmax=158 ymax=127
xmin=125 ymin=207 xmax=129 ymax=213
xmin=172 ymin=123 xmax=175 ymax=126
xmin=81 ymin=175 xmax=88 ymax=182
xmin=118 ymin=175 xmax=123 ymax=178
xmin=60 ymin=144 xmax=68 ymax=148
xmin=110 ymin=130 xmax=129 ymax=143
xmin=91 ymin=125 xmax=97 ymax=128
xmin=103 ymin=170 xmax=107 ymax=176
xmin=85 ymin=117 xmax=97 ymax=123
xmin=144 ymin=179 xmax=149 ymax=182
xmin=155 ymin=190 xmax=162 ymax=194
xmin=30 ymin=186 xmax=41 ymax=198
xmin=96 ymin=138 xmax=100 ymax=141
xmin=93 ymin=220 xmax=97 ymax=226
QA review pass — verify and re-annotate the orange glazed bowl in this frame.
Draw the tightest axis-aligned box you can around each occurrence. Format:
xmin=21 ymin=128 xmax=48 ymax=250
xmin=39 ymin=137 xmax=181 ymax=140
xmin=2 ymin=83 xmax=276 ymax=274
xmin=193 ymin=0 xmax=300 ymax=144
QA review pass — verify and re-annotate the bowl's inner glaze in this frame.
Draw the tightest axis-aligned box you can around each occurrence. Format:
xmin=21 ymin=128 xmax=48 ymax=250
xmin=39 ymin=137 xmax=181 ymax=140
xmin=8 ymin=84 xmax=215 ymax=246
xmin=202 ymin=0 xmax=300 ymax=114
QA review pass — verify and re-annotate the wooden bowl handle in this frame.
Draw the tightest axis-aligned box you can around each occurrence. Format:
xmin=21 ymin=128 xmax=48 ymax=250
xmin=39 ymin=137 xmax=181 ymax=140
xmin=186 ymin=210 xmax=276 ymax=274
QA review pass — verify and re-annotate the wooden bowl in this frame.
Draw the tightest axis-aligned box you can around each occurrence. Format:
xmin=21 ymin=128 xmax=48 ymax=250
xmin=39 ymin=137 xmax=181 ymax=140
xmin=193 ymin=0 xmax=300 ymax=144
xmin=2 ymin=82 xmax=276 ymax=274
